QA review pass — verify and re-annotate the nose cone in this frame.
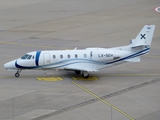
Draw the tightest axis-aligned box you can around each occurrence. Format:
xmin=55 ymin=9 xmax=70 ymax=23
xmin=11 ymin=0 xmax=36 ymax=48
xmin=4 ymin=60 xmax=17 ymax=70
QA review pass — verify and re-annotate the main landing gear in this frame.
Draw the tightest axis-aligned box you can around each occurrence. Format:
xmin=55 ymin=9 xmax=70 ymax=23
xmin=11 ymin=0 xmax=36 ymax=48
xmin=74 ymin=70 xmax=81 ymax=74
xmin=82 ymin=71 xmax=89 ymax=78
xmin=15 ymin=69 xmax=22 ymax=78
xmin=74 ymin=70 xmax=89 ymax=78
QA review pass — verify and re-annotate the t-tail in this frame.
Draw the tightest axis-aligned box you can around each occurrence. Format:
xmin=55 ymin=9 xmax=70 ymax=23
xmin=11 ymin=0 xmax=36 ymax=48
xmin=130 ymin=25 xmax=155 ymax=48
xmin=126 ymin=25 xmax=155 ymax=62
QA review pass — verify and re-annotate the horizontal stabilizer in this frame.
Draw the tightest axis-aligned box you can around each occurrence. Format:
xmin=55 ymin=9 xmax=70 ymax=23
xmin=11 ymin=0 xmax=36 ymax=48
xmin=124 ymin=57 xmax=140 ymax=62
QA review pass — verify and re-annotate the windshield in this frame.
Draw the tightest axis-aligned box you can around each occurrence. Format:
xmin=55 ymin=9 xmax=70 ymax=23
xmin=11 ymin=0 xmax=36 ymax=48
xmin=21 ymin=54 xmax=29 ymax=59
xmin=27 ymin=55 xmax=32 ymax=59
xmin=21 ymin=54 xmax=34 ymax=60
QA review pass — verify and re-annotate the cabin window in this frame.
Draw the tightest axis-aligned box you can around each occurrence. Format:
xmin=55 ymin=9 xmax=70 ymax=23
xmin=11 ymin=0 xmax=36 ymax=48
xmin=67 ymin=54 xmax=70 ymax=58
xmin=60 ymin=55 xmax=63 ymax=59
xmin=75 ymin=54 xmax=78 ymax=58
xmin=84 ymin=54 xmax=87 ymax=58
xmin=53 ymin=55 xmax=56 ymax=59
xmin=32 ymin=56 xmax=34 ymax=59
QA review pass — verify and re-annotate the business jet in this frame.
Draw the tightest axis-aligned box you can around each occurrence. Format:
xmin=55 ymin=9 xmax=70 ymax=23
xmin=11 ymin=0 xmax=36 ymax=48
xmin=4 ymin=25 xmax=155 ymax=78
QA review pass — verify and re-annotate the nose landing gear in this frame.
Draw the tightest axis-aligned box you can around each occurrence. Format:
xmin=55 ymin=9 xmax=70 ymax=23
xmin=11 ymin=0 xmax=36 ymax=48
xmin=15 ymin=69 xmax=22 ymax=77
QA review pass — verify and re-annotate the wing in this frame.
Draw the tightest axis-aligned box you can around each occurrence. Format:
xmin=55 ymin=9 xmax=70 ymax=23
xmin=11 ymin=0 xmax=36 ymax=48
xmin=64 ymin=66 xmax=98 ymax=72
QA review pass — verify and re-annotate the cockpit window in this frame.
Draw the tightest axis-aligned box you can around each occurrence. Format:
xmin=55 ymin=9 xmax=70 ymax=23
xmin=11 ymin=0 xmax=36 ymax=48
xmin=21 ymin=54 xmax=33 ymax=60
xmin=27 ymin=55 xmax=32 ymax=59
xmin=21 ymin=54 xmax=29 ymax=59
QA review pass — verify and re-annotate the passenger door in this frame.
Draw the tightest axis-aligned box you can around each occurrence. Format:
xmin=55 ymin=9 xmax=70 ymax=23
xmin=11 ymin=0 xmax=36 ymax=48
xmin=43 ymin=53 xmax=50 ymax=65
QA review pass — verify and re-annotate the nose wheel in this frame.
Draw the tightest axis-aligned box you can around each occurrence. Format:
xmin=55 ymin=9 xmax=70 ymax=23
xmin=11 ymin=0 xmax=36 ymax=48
xmin=15 ymin=69 xmax=22 ymax=78
xmin=15 ymin=73 xmax=20 ymax=77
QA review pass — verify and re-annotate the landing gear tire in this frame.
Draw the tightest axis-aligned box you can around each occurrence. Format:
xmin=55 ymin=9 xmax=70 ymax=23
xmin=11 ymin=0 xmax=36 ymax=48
xmin=15 ymin=73 xmax=20 ymax=78
xmin=82 ymin=71 xmax=89 ymax=78
xmin=15 ymin=69 xmax=22 ymax=78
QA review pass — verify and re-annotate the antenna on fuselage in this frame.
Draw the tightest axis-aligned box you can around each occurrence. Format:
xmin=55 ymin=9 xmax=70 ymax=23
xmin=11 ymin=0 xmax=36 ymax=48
xmin=74 ymin=47 xmax=77 ymax=50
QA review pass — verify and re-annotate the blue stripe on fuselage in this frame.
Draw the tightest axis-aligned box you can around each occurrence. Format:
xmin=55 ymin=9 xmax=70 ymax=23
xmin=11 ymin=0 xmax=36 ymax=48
xmin=35 ymin=51 xmax=41 ymax=66
xmin=15 ymin=60 xmax=39 ymax=69
xmin=105 ymin=47 xmax=150 ymax=65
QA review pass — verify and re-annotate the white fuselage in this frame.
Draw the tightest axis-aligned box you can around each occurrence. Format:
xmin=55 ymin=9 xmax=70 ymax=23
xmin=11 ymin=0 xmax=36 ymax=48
xmin=4 ymin=45 xmax=149 ymax=71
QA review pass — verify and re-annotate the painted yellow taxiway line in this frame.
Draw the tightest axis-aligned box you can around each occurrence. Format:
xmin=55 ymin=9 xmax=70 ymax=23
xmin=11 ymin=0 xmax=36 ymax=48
xmin=107 ymin=73 xmax=160 ymax=76
xmin=0 ymin=41 xmax=68 ymax=49
xmin=146 ymin=55 xmax=160 ymax=58
xmin=36 ymin=77 xmax=63 ymax=82
xmin=0 ymin=76 xmax=12 ymax=78
xmin=72 ymin=76 xmax=98 ymax=81
xmin=72 ymin=81 xmax=135 ymax=120
xmin=0 ymin=42 xmax=18 ymax=45
xmin=0 ymin=41 xmax=54 ymax=49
